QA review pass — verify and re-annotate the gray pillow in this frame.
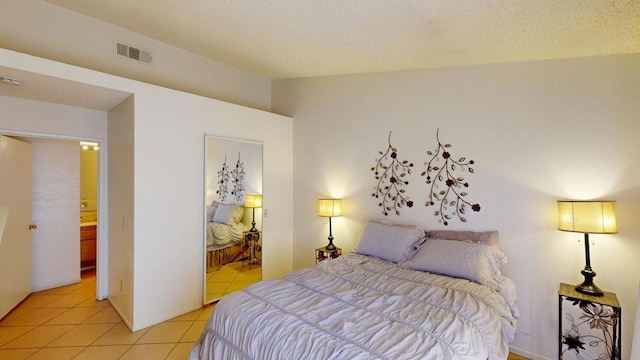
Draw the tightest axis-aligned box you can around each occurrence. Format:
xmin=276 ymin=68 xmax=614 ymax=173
xmin=354 ymin=220 xmax=425 ymax=263
xmin=400 ymin=238 xmax=507 ymax=290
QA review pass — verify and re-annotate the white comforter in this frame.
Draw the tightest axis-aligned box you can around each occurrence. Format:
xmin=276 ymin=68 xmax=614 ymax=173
xmin=206 ymin=222 xmax=245 ymax=251
xmin=190 ymin=253 xmax=518 ymax=360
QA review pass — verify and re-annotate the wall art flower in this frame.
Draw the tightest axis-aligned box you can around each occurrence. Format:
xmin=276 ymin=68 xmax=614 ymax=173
xmin=230 ymin=152 xmax=245 ymax=202
xmin=216 ymin=156 xmax=229 ymax=202
xmin=371 ymin=131 xmax=414 ymax=216
xmin=561 ymin=297 xmax=620 ymax=359
xmin=422 ymin=129 xmax=480 ymax=225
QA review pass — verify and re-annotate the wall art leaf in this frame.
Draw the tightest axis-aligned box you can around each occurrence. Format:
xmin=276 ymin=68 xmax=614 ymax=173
xmin=422 ymin=129 xmax=480 ymax=225
xmin=216 ymin=156 xmax=229 ymax=202
xmin=230 ymin=152 xmax=245 ymax=202
xmin=371 ymin=131 xmax=414 ymax=216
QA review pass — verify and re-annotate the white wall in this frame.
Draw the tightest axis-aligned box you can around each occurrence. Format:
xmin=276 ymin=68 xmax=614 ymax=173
xmin=80 ymin=149 xmax=98 ymax=203
xmin=131 ymin=86 xmax=293 ymax=329
xmin=0 ymin=96 xmax=108 ymax=139
xmin=107 ymin=96 xmax=135 ymax=327
xmin=272 ymin=53 xmax=640 ymax=359
xmin=0 ymin=1 xmax=271 ymax=111
xmin=0 ymin=48 xmax=294 ymax=331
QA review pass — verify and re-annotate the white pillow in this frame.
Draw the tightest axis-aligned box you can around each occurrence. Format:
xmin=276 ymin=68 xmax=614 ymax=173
xmin=229 ymin=205 xmax=244 ymax=224
xmin=212 ymin=204 xmax=243 ymax=225
xmin=354 ymin=220 xmax=425 ymax=263
xmin=400 ymin=238 xmax=507 ymax=290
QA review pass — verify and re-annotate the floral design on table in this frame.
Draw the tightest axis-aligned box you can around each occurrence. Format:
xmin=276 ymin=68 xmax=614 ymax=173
xmin=216 ymin=155 xmax=230 ymax=202
xmin=561 ymin=298 xmax=619 ymax=359
xmin=422 ymin=129 xmax=480 ymax=225
xmin=230 ymin=152 xmax=245 ymax=202
xmin=371 ymin=131 xmax=414 ymax=216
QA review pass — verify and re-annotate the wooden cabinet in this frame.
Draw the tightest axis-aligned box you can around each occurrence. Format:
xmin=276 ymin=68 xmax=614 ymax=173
xmin=80 ymin=224 xmax=97 ymax=269
xmin=558 ymin=283 xmax=621 ymax=359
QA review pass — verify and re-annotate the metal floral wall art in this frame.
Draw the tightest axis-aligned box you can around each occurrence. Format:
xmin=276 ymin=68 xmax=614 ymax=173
xmin=230 ymin=152 xmax=245 ymax=202
xmin=371 ymin=131 xmax=414 ymax=216
xmin=422 ymin=129 xmax=480 ymax=225
xmin=216 ymin=156 xmax=230 ymax=202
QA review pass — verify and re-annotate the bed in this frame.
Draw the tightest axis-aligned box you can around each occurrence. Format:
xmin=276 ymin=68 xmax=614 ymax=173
xmin=191 ymin=220 xmax=519 ymax=360
xmin=206 ymin=202 xmax=248 ymax=272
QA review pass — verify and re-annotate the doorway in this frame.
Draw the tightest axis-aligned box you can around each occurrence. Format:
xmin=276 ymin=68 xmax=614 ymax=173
xmin=80 ymin=141 xmax=99 ymax=271
xmin=4 ymin=133 xmax=107 ymax=301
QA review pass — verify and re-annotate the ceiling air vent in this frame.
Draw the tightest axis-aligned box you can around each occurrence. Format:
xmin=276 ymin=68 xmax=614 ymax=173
xmin=115 ymin=41 xmax=152 ymax=64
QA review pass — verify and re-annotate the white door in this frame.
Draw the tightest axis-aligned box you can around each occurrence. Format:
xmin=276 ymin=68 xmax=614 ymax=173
xmin=0 ymin=136 xmax=33 ymax=319
xmin=30 ymin=138 xmax=80 ymax=291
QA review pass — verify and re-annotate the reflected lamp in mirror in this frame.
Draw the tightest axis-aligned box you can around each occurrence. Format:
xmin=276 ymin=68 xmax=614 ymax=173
xmin=557 ymin=200 xmax=617 ymax=296
xmin=318 ymin=199 xmax=342 ymax=250
xmin=245 ymin=194 xmax=263 ymax=232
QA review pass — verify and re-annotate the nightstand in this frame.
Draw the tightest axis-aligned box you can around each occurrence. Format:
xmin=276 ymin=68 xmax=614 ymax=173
xmin=315 ymin=246 xmax=341 ymax=264
xmin=558 ymin=283 xmax=621 ymax=359
xmin=242 ymin=231 xmax=261 ymax=269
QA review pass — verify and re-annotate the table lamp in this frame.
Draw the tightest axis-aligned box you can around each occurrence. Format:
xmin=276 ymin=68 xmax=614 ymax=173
xmin=557 ymin=200 xmax=617 ymax=296
xmin=318 ymin=199 xmax=342 ymax=250
xmin=245 ymin=194 xmax=263 ymax=232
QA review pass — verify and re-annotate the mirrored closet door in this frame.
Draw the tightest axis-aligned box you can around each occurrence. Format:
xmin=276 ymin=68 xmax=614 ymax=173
xmin=204 ymin=136 xmax=263 ymax=304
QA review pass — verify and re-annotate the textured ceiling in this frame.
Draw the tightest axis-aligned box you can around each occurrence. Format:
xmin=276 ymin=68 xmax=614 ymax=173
xmin=46 ymin=0 xmax=640 ymax=79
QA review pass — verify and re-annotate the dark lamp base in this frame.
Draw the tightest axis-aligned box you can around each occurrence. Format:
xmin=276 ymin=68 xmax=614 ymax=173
xmin=325 ymin=235 xmax=336 ymax=250
xmin=575 ymin=282 xmax=604 ymax=297
xmin=576 ymin=234 xmax=604 ymax=297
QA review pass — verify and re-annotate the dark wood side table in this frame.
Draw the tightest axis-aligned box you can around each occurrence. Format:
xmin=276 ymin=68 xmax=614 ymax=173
xmin=558 ymin=283 xmax=621 ymax=359
xmin=242 ymin=231 xmax=261 ymax=269
xmin=315 ymin=246 xmax=342 ymax=264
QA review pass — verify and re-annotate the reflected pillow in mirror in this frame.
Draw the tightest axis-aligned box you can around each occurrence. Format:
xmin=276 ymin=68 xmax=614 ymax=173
xmin=206 ymin=206 xmax=217 ymax=222
xmin=212 ymin=204 xmax=236 ymax=225
xmin=207 ymin=201 xmax=220 ymax=222
xmin=230 ymin=205 xmax=244 ymax=225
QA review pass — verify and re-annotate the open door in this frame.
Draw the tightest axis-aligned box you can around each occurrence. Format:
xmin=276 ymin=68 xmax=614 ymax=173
xmin=0 ymin=136 xmax=33 ymax=319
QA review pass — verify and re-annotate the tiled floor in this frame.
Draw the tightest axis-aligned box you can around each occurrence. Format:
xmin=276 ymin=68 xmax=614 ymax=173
xmin=0 ymin=269 xmax=215 ymax=360
xmin=205 ymin=260 xmax=261 ymax=301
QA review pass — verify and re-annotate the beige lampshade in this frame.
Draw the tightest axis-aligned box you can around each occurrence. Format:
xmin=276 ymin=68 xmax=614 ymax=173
xmin=318 ymin=199 xmax=342 ymax=217
xmin=557 ymin=201 xmax=617 ymax=234
xmin=245 ymin=194 xmax=263 ymax=208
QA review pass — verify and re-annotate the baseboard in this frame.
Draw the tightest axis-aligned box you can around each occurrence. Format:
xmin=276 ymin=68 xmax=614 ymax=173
xmin=128 ymin=303 xmax=206 ymax=332
xmin=107 ymin=297 xmax=133 ymax=331
xmin=32 ymin=277 xmax=82 ymax=293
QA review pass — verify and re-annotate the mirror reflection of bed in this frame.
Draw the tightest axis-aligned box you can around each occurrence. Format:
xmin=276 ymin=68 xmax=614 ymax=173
xmin=204 ymin=136 xmax=263 ymax=304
